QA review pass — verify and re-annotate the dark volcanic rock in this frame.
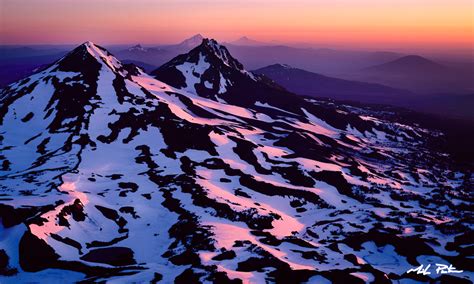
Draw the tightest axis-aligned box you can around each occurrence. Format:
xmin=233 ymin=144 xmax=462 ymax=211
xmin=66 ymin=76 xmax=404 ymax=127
xmin=0 ymin=249 xmax=17 ymax=276
xmin=19 ymin=231 xmax=60 ymax=272
xmin=80 ymin=247 xmax=136 ymax=266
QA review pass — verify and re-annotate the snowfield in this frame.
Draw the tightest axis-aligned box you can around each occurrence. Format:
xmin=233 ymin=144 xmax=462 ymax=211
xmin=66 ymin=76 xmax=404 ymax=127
xmin=0 ymin=41 xmax=472 ymax=283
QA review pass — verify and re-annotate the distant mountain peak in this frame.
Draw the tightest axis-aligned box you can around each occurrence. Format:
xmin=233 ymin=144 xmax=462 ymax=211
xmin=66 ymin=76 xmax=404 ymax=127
xmin=399 ymin=54 xmax=432 ymax=62
xmin=128 ymin=44 xmax=147 ymax=52
xmin=260 ymin=64 xmax=294 ymax=71
xmin=365 ymin=54 xmax=446 ymax=73
xmin=191 ymin=33 xmax=204 ymax=39
xmin=392 ymin=55 xmax=443 ymax=66
xmin=178 ymin=33 xmax=205 ymax=48
xmin=274 ymin=63 xmax=293 ymax=69
xmin=230 ymin=36 xmax=266 ymax=46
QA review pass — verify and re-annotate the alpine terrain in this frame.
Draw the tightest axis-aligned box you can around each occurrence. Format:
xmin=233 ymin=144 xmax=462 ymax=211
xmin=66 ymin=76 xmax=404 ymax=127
xmin=0 ymin=40 xmax=472 ymax=283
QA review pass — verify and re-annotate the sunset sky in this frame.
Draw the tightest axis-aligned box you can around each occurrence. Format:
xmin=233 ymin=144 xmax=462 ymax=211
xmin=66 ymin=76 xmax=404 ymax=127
xmin=1 ymin=0 xmax=473 ymax=51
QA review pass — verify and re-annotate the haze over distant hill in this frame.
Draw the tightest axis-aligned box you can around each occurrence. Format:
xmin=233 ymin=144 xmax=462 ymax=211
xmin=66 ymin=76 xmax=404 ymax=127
xmin=228 ymin=36 xmax=269 ymax=46
xmin=253 ymin=64 xmax=411 ymax=104
xmin=342 ymin=55 xmax=474 ymax=94
xmin=0 ymin=48 xmax=68 ymax=87
xmin=365 ymin=55 xmax=447 ymax=74
xmin=225 ymin=45 xmax=404 ymax=74
xmin=255 ymin=64 xmax=474 ymax=120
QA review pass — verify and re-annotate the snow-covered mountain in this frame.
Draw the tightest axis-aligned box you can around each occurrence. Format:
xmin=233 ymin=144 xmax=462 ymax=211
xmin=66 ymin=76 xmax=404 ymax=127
xmin=228 ymin=36 xmax=268 ymax=46
xmin=0 ymin=40 xmax=472 ymax=283
xmin=177 ymin=34 xmax=205 ymax=49
xmin=152 ymin=38 xmax=262 ymax=102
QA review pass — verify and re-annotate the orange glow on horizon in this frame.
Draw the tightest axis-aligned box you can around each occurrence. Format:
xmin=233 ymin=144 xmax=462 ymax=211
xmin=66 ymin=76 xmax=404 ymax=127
xmin=0 ymin=0 xmax=472 ymax=51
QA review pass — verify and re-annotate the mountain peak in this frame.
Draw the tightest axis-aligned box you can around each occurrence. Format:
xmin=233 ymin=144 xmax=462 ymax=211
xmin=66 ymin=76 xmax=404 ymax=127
xmin=392 ymin=55 xmax=436 ymax=65
xmin=82 ymin=40 xmax=97 ymax=47
xmin=152 ymin=38 xmax=261 ymax=100
xmin=197 ymin=38 xmax=244 ymax=70
xmin=399 ymin=54 xmax=431 ymax=61
xmin=258 ymin=64 xmax=294 ymax=72
xmin=127 ymin=44 xmax=150 ymax=53
xmin=277 ymin=63 xmax=293 ymax=69
xmin=190 ymin=33 xmax=204 ymax=39
xmin=67 ymin=41 xmax=110 ymax=58
xmin=230 ymin=36 xmax=266 ymax=46
xmin=178 ymin=34 xmax=205 ymax=48
xmin=54 ymin=41 xmax=142 ymax=77
xmin=365 ymin=54 xmax=446 ymax=74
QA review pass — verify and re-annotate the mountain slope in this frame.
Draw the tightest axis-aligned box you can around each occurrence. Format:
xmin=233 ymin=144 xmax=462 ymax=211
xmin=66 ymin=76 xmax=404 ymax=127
xmin=151 ymin=39 xmax=383 ymax=128
xmin=253 ymin=64 xmax=412 ymax=104
xmin=0 ymin=41 xmax=472 ymax=283
xmin=121 ymin=59 xmax=158 ymax=73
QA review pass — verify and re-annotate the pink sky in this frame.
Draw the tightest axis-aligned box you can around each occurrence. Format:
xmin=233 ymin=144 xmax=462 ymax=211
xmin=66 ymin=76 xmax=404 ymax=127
xmin=1 ymin=0 xmax=473 ymax=51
